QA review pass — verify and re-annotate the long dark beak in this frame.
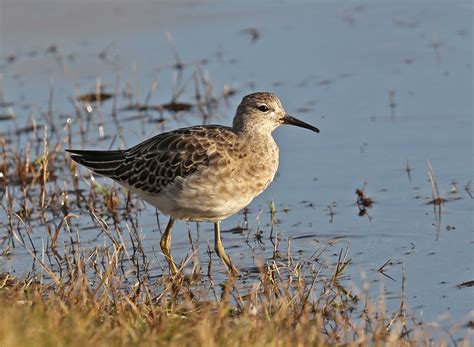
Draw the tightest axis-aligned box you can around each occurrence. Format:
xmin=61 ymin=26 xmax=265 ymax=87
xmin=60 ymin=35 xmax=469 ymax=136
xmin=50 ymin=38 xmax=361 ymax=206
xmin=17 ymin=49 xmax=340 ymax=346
xmin=282 ymin=114 xmax=320 ymax=133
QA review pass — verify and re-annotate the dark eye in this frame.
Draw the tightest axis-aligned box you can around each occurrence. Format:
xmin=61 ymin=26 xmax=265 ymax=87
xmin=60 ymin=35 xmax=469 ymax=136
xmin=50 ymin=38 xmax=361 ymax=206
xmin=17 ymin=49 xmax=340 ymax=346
xmin=257 ymin=105 xmax=269 ymax=112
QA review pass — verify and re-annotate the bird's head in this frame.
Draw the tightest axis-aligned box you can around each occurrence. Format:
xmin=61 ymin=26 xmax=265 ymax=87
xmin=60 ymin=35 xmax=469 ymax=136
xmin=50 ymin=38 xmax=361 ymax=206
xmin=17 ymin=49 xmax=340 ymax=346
xmin=232 ymin=92 xmax=319 ymax=134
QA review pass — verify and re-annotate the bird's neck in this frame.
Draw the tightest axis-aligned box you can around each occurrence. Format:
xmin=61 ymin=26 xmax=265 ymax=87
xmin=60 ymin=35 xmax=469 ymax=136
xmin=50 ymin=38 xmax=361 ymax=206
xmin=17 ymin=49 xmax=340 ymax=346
xmin=234 ymin=123 xmax=275 ymax=140
xmin=235 ymin=128 xmax=278 ymax=159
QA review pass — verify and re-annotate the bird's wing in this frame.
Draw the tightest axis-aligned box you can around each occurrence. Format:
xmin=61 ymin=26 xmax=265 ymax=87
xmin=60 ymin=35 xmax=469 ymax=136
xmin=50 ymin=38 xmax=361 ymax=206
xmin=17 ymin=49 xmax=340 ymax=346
xmin=67 ymin=126 xmax=237 ymax=193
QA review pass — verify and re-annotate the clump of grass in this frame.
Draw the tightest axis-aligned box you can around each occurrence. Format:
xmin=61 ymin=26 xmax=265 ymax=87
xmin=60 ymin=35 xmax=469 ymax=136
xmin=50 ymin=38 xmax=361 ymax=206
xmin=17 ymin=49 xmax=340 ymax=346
xmin=1 ymin=257 xmax=462 ymax=347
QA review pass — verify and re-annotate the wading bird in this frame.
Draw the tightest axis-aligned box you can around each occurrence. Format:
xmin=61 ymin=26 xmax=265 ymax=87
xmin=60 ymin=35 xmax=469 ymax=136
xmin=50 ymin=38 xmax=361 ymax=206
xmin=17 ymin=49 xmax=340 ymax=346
xmin=68 ymin=92 xmax=319 ymax=275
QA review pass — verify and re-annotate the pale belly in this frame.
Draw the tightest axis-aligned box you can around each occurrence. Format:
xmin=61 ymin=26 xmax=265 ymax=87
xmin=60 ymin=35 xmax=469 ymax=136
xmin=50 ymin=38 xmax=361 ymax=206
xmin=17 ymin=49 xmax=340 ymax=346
xmin=137 ymin=188 xmax=255 ymax=222
xmin=134 ymin=159 xmax=278 ymax=222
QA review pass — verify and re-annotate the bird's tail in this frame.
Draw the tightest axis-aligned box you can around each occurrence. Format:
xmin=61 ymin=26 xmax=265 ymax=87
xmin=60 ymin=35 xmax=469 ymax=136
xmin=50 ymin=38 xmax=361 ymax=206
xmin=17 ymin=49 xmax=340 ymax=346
xmin=66 ymin=149 xmax=126 ymax=177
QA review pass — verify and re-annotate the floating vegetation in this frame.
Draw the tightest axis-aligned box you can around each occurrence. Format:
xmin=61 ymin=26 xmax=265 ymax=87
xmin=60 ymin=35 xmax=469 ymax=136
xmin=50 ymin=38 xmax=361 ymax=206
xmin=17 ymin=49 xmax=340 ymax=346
xmin=241 ymin=27 xmax=261 ymax=44
xmin=0 ymin=108 xmax=15 ymax=121
xmin=122 ymin=101 xmax=193 ymax=113
xmin=76 ymin=92 xmax=114 ymax=103
xmin=356 ymin=183 xmax=374 ymax=218
xmin=456 ymin=280 xmax=474 ymax=289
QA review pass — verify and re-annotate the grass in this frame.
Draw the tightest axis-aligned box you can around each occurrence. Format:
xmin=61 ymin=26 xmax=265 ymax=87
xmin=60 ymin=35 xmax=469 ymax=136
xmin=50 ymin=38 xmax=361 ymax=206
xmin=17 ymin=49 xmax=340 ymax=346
xmin=1 ymin=259 xmax=461 ymax=347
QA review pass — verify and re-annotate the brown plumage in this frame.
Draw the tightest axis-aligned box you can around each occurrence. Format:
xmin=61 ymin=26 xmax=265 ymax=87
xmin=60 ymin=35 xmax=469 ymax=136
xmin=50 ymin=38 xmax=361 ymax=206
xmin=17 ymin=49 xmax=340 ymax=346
xmin=67 ymin=92 xmax=319 ymax=275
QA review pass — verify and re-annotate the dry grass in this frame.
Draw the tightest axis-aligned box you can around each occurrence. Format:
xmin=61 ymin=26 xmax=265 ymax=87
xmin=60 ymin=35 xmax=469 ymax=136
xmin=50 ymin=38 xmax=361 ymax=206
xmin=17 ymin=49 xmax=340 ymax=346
xmin=1 ymin=259 xmax=462 ymax=347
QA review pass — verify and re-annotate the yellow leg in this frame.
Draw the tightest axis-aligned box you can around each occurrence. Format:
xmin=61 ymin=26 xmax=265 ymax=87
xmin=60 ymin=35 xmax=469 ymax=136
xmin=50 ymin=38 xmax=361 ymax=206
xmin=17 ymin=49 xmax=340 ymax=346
xmin=214 ymin=221 xmax=239 ymax=275
xmin=160 ymin=217 xmax=178 ymax=274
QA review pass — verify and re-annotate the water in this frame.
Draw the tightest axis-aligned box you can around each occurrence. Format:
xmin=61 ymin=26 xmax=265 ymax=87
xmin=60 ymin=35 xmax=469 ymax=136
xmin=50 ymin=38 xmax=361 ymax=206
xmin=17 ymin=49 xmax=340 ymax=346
xmin=0 ymin=0 xmax=472 ymax=336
